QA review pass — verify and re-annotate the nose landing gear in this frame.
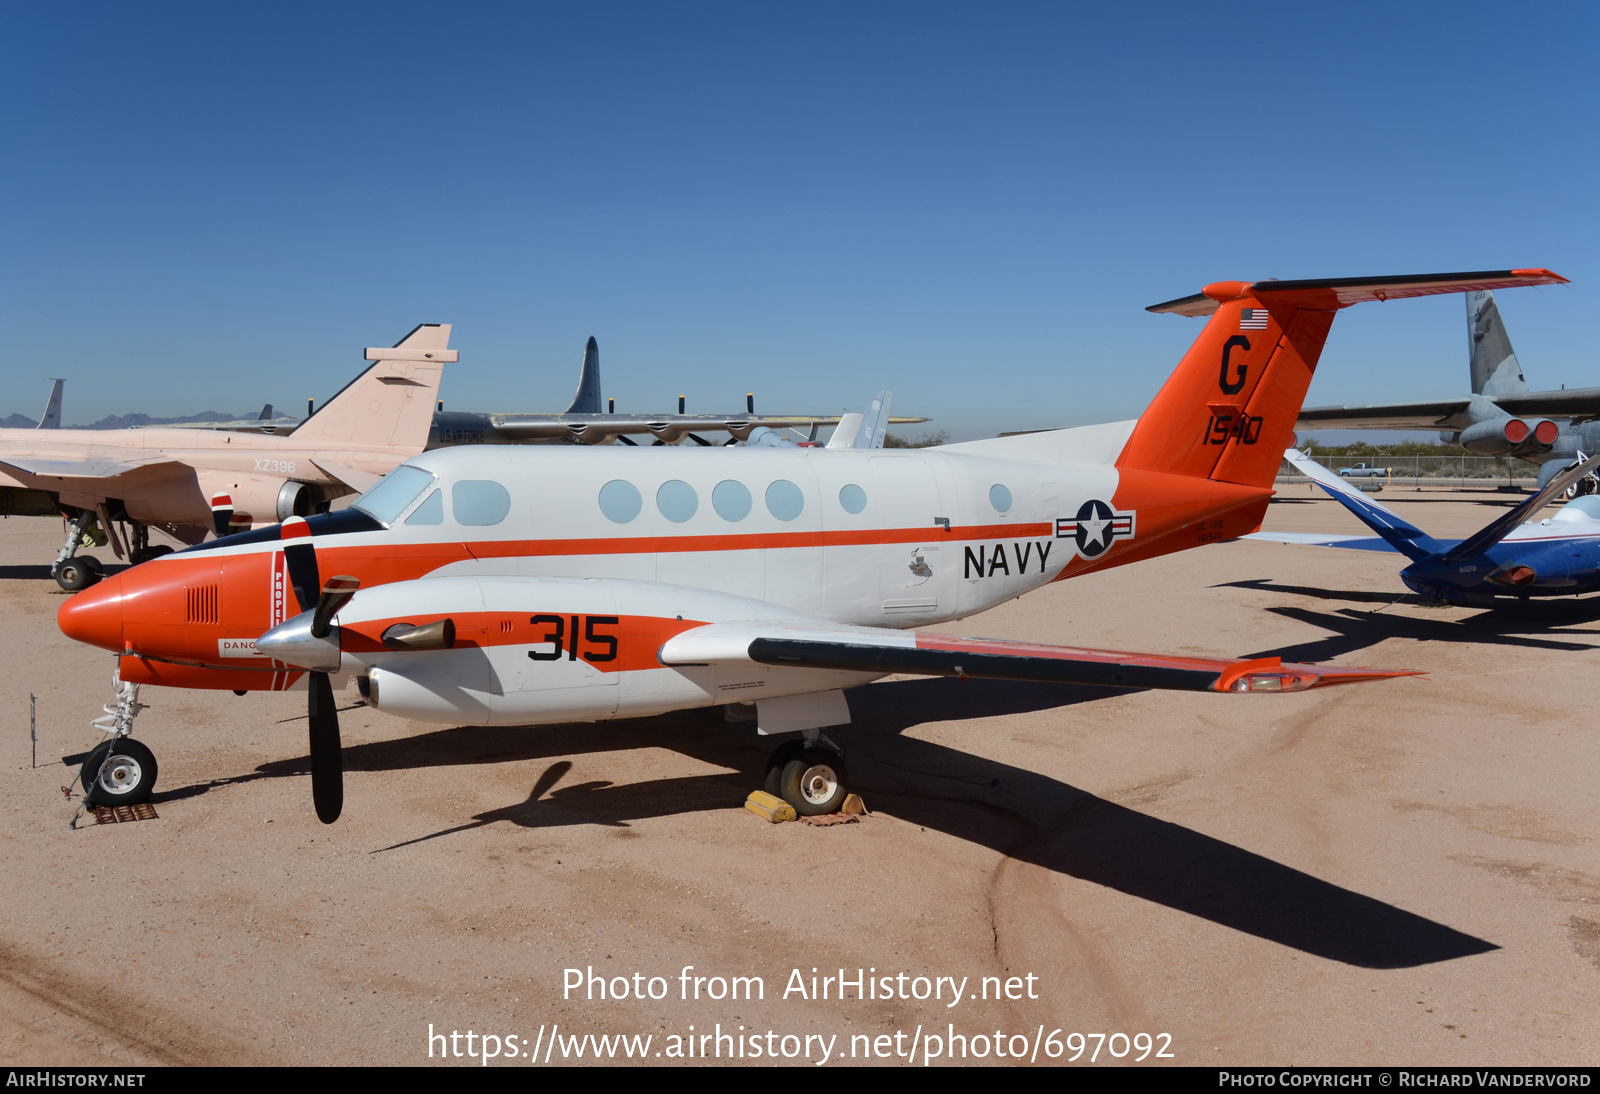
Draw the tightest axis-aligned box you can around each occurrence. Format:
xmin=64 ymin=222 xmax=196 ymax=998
xmin=79 ymin=674 xmax=159 ymax=807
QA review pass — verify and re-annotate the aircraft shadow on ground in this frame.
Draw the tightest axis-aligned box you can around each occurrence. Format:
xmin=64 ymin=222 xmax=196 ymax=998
xmin=1215 ymin=580 xmax=1600 ymax=661
xmin=161 ymin=675 xmax=1497 ymax=969
xmin=0 ymin=564 xmax=62 ymax=581
xmin=0 ymin=563 xmax=130 ymax=582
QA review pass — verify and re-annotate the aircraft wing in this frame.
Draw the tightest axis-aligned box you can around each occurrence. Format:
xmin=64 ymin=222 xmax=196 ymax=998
xmin=486 ymin=413 xmax=928 ymax=445
xmin=0 ymin=454 xmax=187 ymax=481
xmin=1298 ymin=388 xmax=1600 ymax=431
xmin=659 ymin=621 xmax=1418 ymax=693
xmin=1295 ymin=398 xmax=1474 ymax=431
xmin=1243 ymin=532 xmax=1407 ymax=553
xmin=1489 ymin=388 xmax=1600 ymax=421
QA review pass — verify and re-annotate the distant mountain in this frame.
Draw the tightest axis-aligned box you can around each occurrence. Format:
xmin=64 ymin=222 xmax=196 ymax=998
xmin=64 ymin=411 xmax=243 ymax=430
xmin=1 ymin=413 xmax=37 ymax=428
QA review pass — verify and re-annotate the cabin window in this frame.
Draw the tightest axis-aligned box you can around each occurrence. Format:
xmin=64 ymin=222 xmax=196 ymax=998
xmin=765 ymin=479 xmax=805 ymax=522
xmin=405 ymin=489 xmax=444 ymax=525
xmin=453 ymin=480 xmax=512 ymax=526
xmin=656 ymin=480 xmax=699 ymax=523
xmin=598 ymin=479 xmax=643 ymax=523
xmin=713 ymin=480 xmax=752 ymax=522
xmin=989 ymin=484 xmax=1013 ymax=513
xmin=838 ymin=484 xmax=867 ymax=514
xmin=352 ymin=465 xmax=436 ymax=526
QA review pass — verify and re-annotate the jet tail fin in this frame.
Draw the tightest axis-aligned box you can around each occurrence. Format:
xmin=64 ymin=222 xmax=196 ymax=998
xmin=1467 ymin=291 xmax=1528 ymax=396
xmin=298 ymin=323 xmax=454 ymax=452
xmin=37 ymin=379 xmax=62 ymax=429
xmin=1437 ymin=451 xmax=1600 ymax=564
xmin=1121 ymin=270 xmax=1567 ymax=489
xmin=1284 ymin=449 xmax=1444 ymax=561
xmin=824 ymin=390 xmax=895 ymax=450
xmin=860 ymin=390 xmax=892 ymax=449
xmin=565 ymin=337 xmax=602 ymax=414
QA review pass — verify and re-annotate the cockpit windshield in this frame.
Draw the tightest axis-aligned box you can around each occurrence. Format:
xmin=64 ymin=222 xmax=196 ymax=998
xmin=352 ymin=465 xmax=437 ymax=526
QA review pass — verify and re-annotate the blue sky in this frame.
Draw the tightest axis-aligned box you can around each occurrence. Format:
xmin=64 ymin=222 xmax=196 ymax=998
xmin=2 ymin=2 xmax=1595 ymax=438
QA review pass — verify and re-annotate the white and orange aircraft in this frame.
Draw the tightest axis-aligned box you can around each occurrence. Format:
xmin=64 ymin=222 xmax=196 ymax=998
xmin=55 ymin=270 xmax=1566 ymax=823
xmin=1 ymin=324 xmax=454 ymax=590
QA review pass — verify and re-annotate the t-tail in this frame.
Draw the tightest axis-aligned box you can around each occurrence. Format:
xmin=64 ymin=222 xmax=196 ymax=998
xmin=565 ymin=337 xmax=602 ymax=414
xmin=1092 ymin=271 xmax=1567 ymax=573
xmin=1467 ymin=290 xmax=1528 ymax=396
xmin=297 ymin=323 xmax=455 ymax=451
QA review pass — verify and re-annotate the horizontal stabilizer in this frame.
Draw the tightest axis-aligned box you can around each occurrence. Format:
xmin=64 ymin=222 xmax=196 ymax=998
xmin=1243 ymin=532 xmax=1405 ymax=554
xmin=1148 ymin=270 xmax=1568 ymax=317
xmin=365 ymin=323 xmax=458 ymax=363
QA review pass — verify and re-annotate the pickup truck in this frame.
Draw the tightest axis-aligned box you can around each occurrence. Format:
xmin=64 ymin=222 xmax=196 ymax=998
xmin=1337 ymin=462 xmax=1390 ymax=478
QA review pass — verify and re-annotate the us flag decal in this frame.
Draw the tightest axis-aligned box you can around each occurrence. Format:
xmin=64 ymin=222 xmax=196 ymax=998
xmin=1239 ymin=307 xmax=1269 ymax=330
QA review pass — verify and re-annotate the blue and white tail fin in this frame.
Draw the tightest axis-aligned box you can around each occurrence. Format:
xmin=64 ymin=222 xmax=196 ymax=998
xmin=1284 ymin=449 xmax=1444 ymax=561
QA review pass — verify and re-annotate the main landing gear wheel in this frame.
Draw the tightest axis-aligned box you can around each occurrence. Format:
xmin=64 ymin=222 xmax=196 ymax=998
xmin=763 ymin=739 xmax=807 ymax=798
xmin=54 ymin=557 xmax=101 ymax=592
xmin=779 ymin=747 xmax=850 ymax=816
xmin=81 ymin=739 xmax=158 ymax=807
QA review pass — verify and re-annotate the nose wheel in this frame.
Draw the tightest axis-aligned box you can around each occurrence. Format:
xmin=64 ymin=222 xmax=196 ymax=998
xmin=80 ymin=738 xmax=159 ymax=806
xmin=764 ymin=739 xmax=850 ymax=816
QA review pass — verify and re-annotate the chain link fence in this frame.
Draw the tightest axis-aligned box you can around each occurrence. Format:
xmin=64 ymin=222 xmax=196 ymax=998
xmin=1276 ymin=452 xmax=1536 ymax=487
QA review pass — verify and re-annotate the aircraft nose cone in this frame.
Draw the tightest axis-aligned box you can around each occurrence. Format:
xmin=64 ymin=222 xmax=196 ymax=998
xmin=57 ymin=573 xmax=126 ymax=653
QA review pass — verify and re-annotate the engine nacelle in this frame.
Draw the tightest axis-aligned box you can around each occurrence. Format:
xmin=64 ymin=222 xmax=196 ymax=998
xmin=1457 ymin=417 xmax=1556 ymax=457
xmin=276 ymin=479 xmax=331 ymax=521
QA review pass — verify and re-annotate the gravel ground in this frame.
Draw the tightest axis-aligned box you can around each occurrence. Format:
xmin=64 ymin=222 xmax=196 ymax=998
xmin=1 ymin=486 xmax=1595 ymax=1067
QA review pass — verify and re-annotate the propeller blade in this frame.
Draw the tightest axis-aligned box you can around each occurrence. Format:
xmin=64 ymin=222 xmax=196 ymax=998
xmin=310 ymin=575 xmax=361 ymax=639
xmin=280 ymin=517 xmax=320 ymax=613
xmin=687 ymin=432 xmax=712 ymax=447
xmin=308 ymin=670 xmax=343 ymax=824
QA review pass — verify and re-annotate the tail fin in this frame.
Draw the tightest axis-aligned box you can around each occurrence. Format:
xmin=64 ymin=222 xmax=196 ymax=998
xmin=298 ymin=323 xmax=454 ymax=450
xmin=37 ymin=379 xmax=62 ymax=429
xmin=860 ymin=390 xmax=892 ymax=449
xmin=1119 ymin=270 xmax=1568 ymax=489
xmin=1284 ymin=449 xmax=1443 ymax=561
xmin=825 ymin=413 xmax=864 ymax=449
xmin=824 ymin=390 xmax=894 ymax=450
xmin=258 ymin=403 xmax=274 ymax=421
xmin=565 ymin=337 xmax=602 ymax=414
xmin=1466 ymin=290 xmax=1528 ymax=395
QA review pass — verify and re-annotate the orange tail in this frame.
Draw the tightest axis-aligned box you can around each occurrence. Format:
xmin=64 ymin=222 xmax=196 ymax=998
xmin=1117 ymin=270 xmax=1568 ymax=490
xmin=1063 ymin=270 xmax=1569 ymax=580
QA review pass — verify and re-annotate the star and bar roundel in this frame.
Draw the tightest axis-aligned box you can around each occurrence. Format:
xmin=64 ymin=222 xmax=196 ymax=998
xmin=1055 ymin=499 xmax=1136 ymax=559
